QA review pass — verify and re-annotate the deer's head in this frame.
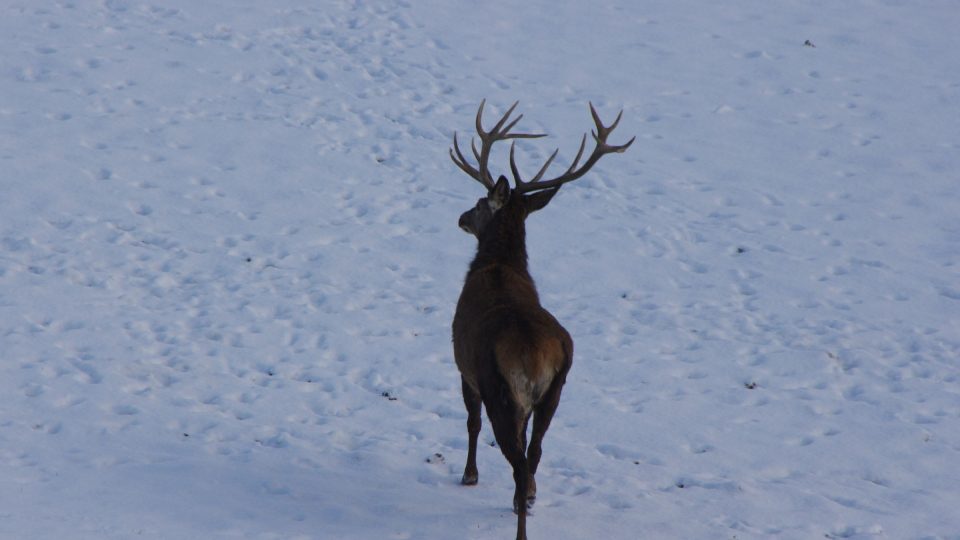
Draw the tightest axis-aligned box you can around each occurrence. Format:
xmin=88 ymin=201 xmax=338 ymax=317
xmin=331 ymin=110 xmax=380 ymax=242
xmin=458 ymin=176 xmax=559 ymax=238
xmin=451 ymin=100 xmax=634 ymax=239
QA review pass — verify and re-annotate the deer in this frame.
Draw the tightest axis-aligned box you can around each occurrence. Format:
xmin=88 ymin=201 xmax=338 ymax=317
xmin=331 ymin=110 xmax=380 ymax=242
xmin=450 ymin=100 xmax=634 ymax=540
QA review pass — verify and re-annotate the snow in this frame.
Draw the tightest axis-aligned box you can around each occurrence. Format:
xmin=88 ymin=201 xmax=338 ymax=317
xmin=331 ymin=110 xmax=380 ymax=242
xmin=1 ymin=1 xmax=958 ymax=539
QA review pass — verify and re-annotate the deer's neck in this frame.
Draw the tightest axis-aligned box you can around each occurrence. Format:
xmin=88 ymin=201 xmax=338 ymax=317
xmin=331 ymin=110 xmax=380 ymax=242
xmin=470 ymin=209 xmax=529 ymax=274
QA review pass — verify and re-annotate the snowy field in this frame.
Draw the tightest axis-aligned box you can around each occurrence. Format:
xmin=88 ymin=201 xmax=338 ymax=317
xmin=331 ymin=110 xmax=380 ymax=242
xmin=2 ymin=1 xmax=959 ymax=539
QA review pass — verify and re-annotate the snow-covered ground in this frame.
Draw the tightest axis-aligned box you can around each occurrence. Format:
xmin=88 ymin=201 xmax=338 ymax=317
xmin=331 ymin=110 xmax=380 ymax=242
xmin=2 ymin=1 xmax=958 ymax=538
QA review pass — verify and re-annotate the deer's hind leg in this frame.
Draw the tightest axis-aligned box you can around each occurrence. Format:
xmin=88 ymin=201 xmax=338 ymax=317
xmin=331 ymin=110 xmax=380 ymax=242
xmin=525 ymin=366 xmax=569 ymax=507
xmin=486 ymin=394 xmax=531 ymax=540
xmin=461 ymin=376 xmax=482 ymax=486
xmin=484 ymin=391 xmax=530 ymax=514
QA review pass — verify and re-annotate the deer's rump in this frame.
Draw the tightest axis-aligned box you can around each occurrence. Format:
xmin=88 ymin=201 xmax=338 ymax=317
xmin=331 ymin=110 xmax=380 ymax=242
xmin=453 ymin=301 xmax=571 ymax=415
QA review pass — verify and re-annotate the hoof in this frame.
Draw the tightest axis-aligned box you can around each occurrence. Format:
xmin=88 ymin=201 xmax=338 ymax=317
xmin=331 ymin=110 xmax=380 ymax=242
xmin=526 ymin=476 xmax=537 ymax=507
xmin=513 ymin=500 xmax=534 ymax=516
xmin=461 ymin=472 xmax=478 ymax=486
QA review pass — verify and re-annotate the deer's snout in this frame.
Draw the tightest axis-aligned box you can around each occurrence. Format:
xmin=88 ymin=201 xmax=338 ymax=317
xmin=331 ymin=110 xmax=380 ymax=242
xmin=459 ymin=210 xmax=475 ymax=234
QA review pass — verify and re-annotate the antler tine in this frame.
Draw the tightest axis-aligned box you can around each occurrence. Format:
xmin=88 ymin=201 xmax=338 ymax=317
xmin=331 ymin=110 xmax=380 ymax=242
xmin=481 ymin=100 xmax=548 ymax=142
xmin=514 ymin=102 xmax=635 ymax=194
xmin=511 ymin=143 xmax=560 ymax=190
xmin=478 ymin=100 xmax=515 ymax=138
xmin=509 ymin=142 xmax=519 ymax=185
xmin=561 ymin=134 xmax=588 ymax=177
xmin=450 ymin=131 xmax=493 ymax=189
xmin=590 ymin=105 xmax=634 ymax=155
xmin=590 ymin=102 xmax=635 ymax=152
xmin=451 ymin=100 xmax=547 ymax=190
xmin=470 ymin=138 xmax=482 ymax=163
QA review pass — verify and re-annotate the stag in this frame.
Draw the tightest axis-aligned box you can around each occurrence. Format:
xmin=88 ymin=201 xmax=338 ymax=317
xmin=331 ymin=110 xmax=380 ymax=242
xmin=450 ymin=100 xmax=634 ymax=540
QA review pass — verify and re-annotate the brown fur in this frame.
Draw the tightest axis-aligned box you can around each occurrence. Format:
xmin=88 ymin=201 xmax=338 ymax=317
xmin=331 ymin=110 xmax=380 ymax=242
xmin=452 ymin=178 xmax=572 ymax=540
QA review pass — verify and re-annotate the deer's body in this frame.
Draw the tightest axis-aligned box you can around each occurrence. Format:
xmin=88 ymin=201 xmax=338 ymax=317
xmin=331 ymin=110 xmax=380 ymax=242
xmin=454 ymin=263 xmax=572 ymax=416
xmin=449 ymin=101 xmax=632 ymax=540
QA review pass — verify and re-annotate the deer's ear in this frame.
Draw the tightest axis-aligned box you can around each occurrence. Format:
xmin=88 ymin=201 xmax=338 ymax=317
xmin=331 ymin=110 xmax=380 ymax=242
xmin=489 ymin=175 xmax=511 ymax=210
xmin=525 ymin=187 xmax=560 ymax=214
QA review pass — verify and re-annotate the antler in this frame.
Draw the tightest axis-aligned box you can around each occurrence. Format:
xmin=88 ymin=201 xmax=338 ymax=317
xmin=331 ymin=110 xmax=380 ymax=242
xmin=450 ymin=100 xmax=546 ymax=190
xmin=512 ymin=102 xmax=635 ymax=194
